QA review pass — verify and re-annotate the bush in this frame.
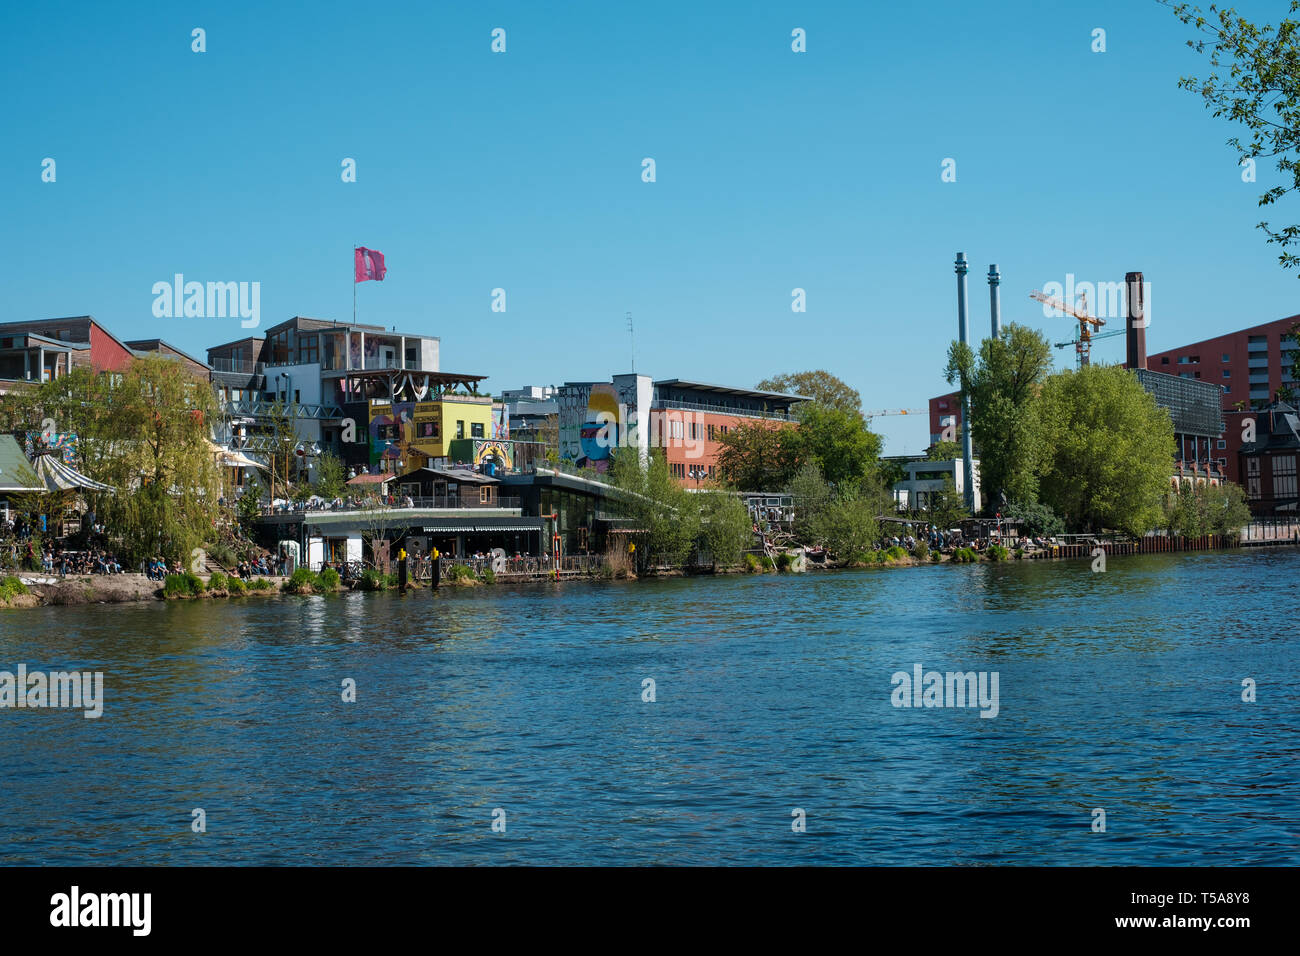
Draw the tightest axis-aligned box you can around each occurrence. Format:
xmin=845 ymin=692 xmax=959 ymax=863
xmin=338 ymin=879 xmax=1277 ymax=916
xmin=1014 ymin=547 xmax=1025 ymax=560
xmin=318 ymin=568 xmax=341 ymax=591
xmin=911 ymin=540 xmax=929 ymax=561
xmin=986 ymin=544 xmax=1009 ymax=562
xmin=886 ymin=545 xmax=908 ymax=561
xmin=248 ymin=577 xmax=274 ymax=591
xmin=950 ymin=547 xmax=979 ymax=563
xmin=447 ymin=564 xmax=476 ymax=582
xmin=759 ymin=555 xmax=775 ymax=570
xmin=930 ymin=551 xmax=941 ymax=563
xmin=207 ymin=571 xmax=229 ymax=592
xmin=226 ymin=576 xmax=247 ymax=595
xmin=743 ymin=553 xmax=763 ymax=573
xmin=0 ymin=575 xmax=31 ymax=602
xmin=163 ymin=572 xmax=205 ymax=597
xmin=282 ymin=567 xmax=321 ymax=594
xmin=478 ymin=567 xmax=497 ymax=584
xmin=775 ymin=552 xmax=793 ymax=572
xmin=358 ymin=568 xmax=386 ymax=591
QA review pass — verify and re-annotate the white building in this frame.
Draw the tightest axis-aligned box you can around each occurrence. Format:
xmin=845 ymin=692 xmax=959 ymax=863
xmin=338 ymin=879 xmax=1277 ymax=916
xmin=892 ymin=457 xmax=981 ymax=514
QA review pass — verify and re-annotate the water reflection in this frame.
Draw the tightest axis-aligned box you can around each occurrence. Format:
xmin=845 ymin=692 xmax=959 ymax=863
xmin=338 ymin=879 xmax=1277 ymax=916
xmin=0 ymin=549 xmax=1297 ymax=865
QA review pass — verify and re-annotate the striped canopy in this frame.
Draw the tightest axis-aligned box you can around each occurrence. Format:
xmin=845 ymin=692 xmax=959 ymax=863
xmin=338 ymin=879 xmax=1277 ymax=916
xmin=31 ymin=454 xmax=115 ymax=493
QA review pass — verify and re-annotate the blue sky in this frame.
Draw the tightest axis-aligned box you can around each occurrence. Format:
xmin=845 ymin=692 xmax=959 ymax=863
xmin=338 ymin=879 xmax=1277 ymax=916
xmin=3 ymin=0 xmax=1296 ymax=454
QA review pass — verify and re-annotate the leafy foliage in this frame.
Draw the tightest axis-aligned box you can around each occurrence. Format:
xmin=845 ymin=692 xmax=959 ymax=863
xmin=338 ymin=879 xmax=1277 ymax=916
xmin=1030 ymin=366 xmax=1176 ymax=535
xmin=695 ymin=491 xmax=753 ymax=569
xmin=756 ymin=370 xmax=862 ymax=416
xmin=607 ymin=448 xmax=701 ymax=573
xmin=944 ymin=323 xmax=1054 ymax=510
xmin=1169 ymin=1 xmax=1300 ymax=273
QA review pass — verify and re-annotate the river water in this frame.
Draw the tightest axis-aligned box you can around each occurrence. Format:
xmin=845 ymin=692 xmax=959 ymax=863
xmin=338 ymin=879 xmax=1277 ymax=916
xmin=1 ymin=549 xmax=1296 ymax=865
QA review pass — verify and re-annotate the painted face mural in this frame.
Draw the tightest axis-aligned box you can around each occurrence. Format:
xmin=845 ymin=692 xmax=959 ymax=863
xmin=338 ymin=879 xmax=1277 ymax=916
xmin=578 ymin=384 xmax=619 ymax=472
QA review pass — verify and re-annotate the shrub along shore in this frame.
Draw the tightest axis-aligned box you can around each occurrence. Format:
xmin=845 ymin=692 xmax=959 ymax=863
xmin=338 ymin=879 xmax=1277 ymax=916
xmin=3 ymin=535 xmax=1278 ymax=610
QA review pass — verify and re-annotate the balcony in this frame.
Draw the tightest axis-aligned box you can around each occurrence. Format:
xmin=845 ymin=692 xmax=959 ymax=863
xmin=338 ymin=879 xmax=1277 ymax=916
xmin=260 ymin=495 xmax=521 ymax=516
xmin=654 ymin=399 xmax=794 ymax=421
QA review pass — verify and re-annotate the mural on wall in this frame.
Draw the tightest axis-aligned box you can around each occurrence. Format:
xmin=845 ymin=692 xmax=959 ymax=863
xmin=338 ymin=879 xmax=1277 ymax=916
xmin=472 ymin=440 xmax=513 ymax=472
xmin=577 ymin=384 xmax=620 ymax=472
xmin=25 ymin=431 xmax=78 ymax=465
xmin=368 ymin=403 xmax=415 ymax=467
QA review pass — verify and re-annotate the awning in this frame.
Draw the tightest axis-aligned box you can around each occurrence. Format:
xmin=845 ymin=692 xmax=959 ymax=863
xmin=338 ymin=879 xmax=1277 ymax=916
xmin=31 ymin=454 xmax=115 ymax=493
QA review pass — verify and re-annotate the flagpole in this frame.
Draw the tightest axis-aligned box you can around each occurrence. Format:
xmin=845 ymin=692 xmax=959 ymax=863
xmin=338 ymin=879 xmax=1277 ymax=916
xmin=352 ymin=245 xmax=357 ymax=325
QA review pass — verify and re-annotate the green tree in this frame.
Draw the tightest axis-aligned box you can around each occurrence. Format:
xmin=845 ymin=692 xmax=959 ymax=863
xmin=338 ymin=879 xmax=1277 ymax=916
xmin=715 ymin=420 xmax=802 ymax=491
xmin=695 ymin=491 xmax=752 ymax=569
xmin=314 ymin=450 xmax=347 ymax=499
xmin=945 ymin=322 xmax=1054 ymax=510
xmin=786 ymin=461 xmax=833 ymax=545
xmin=607 ymin=448 xmax=701 ymax=573
xmin=1168 ymin=1 xmax=1300 ymax=273
xmin=1006 ymin=498 xmax=1064 ymax=537
xmin=815 ymin=488 xmax=880 ymax=562
xmin=1164 ymin=481 xmax=1252 ymax=536
xmin=790 ymin=403 xmax=883 ymax=489
xmin=97 ymin=356 xmax=222 ymax=563
xmin=926 ymin=476 xmax=970 ymax=531
xmin=1030 ymin=365 xmax=1177 ymax=535
xmin=927 ymin=440 xmax=962 ymax=461
xmin=756 ymin=370 xmax=862 ymax=416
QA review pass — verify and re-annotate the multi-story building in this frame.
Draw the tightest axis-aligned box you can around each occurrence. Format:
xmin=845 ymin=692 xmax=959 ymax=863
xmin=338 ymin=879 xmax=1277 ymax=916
xmin=206 ymin=316 xmax=443 ymax=477
xmin=1144 ymin=314 xmax=1298 ymax=483
xmin=1238 ymin=401 xmax=1300 ymax=516
xmin=892 ymin=457 xmax=981 ymax=514
xmin=555 ymin=375 xmax=805 ymax=485
xmin=501 ymin=385 xmax=559 ymax=443
xmin=0 ymin=316 xmax=138 ymax=392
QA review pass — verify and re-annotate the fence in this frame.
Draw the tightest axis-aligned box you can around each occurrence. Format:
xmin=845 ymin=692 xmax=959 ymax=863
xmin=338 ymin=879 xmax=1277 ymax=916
xmin=261 ymin=495 xmax=521 ymax=515
xmin=433 ymin=553 xmax=606 ymax=579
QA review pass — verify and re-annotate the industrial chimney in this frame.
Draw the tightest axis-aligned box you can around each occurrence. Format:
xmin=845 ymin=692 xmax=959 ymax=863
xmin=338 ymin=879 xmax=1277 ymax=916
xmin=1125 ymin=271 xmax=1147 ymax=370
xmin=955 ymin=252 xmax=975 ymax=512
xmin=988 ymin=264 xmax=1001 ymax=339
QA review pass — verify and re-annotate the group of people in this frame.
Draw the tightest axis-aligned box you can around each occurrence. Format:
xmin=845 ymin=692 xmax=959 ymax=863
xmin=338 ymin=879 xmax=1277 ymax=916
xmin=144 ymin=557 xmax=183 ymax=580
xmin=48 ymin=548 xmax=124 ymax=576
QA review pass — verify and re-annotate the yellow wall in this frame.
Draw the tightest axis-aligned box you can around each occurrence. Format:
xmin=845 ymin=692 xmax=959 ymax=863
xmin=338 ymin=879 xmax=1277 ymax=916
xmin=369 ymin=397 xmax=495 ymax=467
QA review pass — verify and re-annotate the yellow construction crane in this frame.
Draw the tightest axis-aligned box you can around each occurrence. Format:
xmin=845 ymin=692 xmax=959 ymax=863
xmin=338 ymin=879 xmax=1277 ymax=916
xmin=1029 ymin=288 xmax=1106 ymax=367
xmin=864 ymin=408 xmax=924 ymax=419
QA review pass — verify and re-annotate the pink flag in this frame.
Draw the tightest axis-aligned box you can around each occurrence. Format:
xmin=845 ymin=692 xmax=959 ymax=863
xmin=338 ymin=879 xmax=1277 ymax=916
xmin=354 ymin=247 xmax=387 ymax=283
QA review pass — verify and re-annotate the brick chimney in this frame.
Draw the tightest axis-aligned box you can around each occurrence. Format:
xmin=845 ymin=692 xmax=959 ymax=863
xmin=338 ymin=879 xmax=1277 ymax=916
xmin=1125 ymin=271 xmax=1146 ymax=370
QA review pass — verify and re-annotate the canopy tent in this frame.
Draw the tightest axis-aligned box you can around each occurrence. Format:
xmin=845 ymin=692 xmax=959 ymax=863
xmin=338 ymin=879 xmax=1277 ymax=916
xmin=207 ymin=440 xmax=269 ymax=470
xmin=31 ymin=454 xmax=115 ymax=493
xmin=219 ymin=448 xmax=268 ymax=470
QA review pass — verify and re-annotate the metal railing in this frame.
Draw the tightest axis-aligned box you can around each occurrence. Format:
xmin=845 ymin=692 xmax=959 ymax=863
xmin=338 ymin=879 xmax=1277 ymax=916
xmin=433 ymin=553 xmax=605 ymax=577
xmin=260 ymin=495 xmax=521 ymax=515
xmin=654 ymin=399 xmax=794 ymax=421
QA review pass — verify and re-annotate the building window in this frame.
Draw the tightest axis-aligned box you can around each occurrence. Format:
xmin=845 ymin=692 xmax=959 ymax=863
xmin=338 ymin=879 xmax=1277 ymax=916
xmin=480 ymin=486 xmax=491 ymax=504
xmin=1222 ymin=353 xmax=1231 ymax=362
xmin=456 ymin=420 xmax=465 ymax=439
xmin=1223 ymin=370 xmax=1231 ymax=378
xmin=297 ymin=336 xmax=318 ymax=364
xmin=707 ymin=423 xmax=716 ymax=440
xmin=1247 ymin=477 xmax=1261 ymax=499
xmin=1275 ymin=454 xmax=1297 ymax=500
xmin=1161 ymin=357 xmax=1169 ymax=364
xmin=418 ymin=421 xmax=439 ymax=439
xmin=471 ymin=422 xmax=485 ymax=438
xmin=1217 ymin=439 xmax=1226 ymax=449
xmin=708 ymin=465 xmax=715 ymax=479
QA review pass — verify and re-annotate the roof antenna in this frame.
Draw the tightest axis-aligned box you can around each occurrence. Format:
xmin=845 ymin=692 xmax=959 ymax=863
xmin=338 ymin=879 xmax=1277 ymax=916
xmin=627 ymin=311 xmax=635 ymax=372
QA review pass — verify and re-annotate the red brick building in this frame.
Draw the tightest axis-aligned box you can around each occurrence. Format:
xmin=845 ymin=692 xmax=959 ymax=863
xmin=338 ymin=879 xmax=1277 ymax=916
xmin=1144 ymin=315 xmax=1298 ymax=483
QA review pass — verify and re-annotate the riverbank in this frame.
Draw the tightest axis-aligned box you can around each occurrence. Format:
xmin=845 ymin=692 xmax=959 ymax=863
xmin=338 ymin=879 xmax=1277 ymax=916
xmin=3 ymin=534 xmax=1296 ymax=609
